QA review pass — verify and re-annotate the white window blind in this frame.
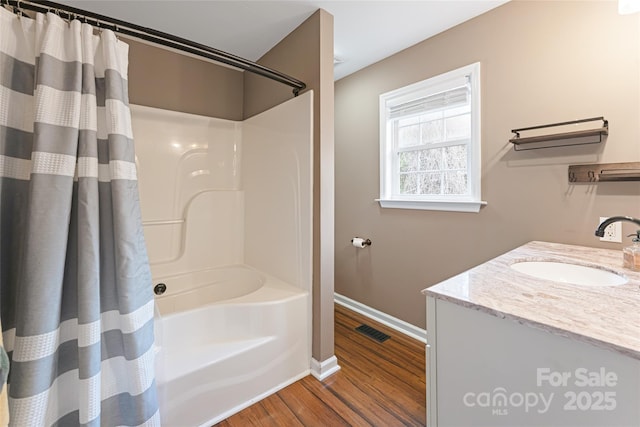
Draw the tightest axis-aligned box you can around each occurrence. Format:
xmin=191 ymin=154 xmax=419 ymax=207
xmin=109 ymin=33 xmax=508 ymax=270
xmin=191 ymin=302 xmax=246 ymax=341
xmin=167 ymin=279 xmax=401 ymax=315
xmin=388 ymin=85 xmax=469 ymax=120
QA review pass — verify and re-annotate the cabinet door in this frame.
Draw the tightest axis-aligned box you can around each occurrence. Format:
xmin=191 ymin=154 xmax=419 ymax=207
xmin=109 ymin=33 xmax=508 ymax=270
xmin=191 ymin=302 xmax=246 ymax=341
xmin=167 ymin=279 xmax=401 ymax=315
xmin=433 ymin=299 xmax=640 ymax=427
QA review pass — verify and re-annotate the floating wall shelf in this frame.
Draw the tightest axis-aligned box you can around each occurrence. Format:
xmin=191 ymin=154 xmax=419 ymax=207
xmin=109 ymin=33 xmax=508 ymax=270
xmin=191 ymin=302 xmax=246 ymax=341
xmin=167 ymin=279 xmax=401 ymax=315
xmin=568 ymin=162 xmax=640 ymax=183
xmin=509 ymin=116 xmax=608 ymax=151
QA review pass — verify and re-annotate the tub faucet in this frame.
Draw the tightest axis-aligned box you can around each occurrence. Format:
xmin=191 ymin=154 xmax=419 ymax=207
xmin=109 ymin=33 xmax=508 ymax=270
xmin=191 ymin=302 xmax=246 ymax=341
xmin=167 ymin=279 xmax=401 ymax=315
xmin=595 ymin=216 xmax=640 ymax=237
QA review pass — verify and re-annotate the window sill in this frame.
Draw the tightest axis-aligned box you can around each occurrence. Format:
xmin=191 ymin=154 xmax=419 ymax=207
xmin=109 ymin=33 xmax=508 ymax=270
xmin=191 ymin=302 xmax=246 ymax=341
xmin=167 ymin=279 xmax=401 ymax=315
xmin=376 ymin=199 xmax=487 ymax=213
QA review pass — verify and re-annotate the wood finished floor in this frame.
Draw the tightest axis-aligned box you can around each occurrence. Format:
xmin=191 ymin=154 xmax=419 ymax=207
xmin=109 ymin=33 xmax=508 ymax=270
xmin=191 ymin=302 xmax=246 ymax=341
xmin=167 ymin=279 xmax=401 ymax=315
xmin=215 ymin=303 xmax=426 ymax=426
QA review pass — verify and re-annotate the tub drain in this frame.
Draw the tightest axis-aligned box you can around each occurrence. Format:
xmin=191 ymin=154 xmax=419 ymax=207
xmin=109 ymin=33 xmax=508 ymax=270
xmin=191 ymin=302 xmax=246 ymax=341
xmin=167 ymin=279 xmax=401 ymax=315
xmin=154 ymin=283 xmax=167 ymax=295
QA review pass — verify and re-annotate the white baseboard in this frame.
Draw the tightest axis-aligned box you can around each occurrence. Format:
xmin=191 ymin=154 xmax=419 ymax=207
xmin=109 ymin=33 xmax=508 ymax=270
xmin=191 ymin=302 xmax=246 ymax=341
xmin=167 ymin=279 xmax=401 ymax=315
xmin=310 ymin=356 xmax=341 ymax=380
xmin=334 ymin=293 xmax=427 ymax=343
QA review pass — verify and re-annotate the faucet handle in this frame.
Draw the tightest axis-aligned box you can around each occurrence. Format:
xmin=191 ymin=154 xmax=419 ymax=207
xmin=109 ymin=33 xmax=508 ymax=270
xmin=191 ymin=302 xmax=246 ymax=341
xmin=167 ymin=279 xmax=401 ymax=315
xmin=627 ymin=231 xmax=640 ymax=241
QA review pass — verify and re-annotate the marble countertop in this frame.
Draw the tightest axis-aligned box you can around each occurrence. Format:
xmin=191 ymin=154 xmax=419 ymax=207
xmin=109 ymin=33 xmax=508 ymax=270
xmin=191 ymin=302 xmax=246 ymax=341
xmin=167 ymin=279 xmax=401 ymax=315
xmin=422 ymin=241 xmax=640 ymax=360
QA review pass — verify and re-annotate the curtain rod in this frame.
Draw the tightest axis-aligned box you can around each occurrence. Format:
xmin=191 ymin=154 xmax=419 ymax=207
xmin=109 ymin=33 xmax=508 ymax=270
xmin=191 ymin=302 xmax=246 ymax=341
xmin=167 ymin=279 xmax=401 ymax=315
xmin=3 ymin=0 xmax=307 ymax=96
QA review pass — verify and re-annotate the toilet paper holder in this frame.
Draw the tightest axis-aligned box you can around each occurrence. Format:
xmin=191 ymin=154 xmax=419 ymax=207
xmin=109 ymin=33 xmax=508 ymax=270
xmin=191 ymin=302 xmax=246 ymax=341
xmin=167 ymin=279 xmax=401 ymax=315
xmin=351 ymin=237 xmax=372 ymax=248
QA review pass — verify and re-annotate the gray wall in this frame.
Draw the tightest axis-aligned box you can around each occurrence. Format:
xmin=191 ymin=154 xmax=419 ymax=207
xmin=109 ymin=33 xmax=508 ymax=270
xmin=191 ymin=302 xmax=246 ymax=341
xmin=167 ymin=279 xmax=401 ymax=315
xmin=126 ymin=39 xmax=243 ymax=120
xmin=335 ymin=0 xmax=640 ymax=329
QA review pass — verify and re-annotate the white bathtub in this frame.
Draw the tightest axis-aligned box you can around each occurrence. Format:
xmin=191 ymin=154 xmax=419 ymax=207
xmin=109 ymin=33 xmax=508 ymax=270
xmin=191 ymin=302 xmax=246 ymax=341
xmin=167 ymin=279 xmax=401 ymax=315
xmin=153 ymin=265 xmax=310 ymax=427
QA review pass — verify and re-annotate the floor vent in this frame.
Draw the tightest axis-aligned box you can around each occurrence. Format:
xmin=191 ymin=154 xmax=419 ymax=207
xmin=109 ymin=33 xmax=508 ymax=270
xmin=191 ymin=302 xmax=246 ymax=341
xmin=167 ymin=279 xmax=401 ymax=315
xmin=355 ymin=324 xmax=390 ymax=343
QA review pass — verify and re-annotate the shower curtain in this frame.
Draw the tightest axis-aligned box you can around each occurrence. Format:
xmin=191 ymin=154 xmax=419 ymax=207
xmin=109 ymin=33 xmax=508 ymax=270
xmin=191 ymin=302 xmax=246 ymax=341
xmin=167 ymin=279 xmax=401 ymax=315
xmin=0 ymin=7 xmax=159 ymax=426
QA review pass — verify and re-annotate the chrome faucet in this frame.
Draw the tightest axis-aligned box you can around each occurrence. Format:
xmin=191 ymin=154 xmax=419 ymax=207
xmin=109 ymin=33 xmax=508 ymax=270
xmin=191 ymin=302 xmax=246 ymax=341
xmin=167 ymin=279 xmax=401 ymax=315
xmin=595 ymin=216 xmax=640 ymax=237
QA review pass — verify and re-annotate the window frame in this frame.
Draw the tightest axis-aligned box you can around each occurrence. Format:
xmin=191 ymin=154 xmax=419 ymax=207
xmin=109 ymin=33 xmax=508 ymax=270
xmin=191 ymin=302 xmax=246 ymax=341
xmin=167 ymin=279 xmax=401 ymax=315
xmin=377 ymin=62 xmax=485 ymax=213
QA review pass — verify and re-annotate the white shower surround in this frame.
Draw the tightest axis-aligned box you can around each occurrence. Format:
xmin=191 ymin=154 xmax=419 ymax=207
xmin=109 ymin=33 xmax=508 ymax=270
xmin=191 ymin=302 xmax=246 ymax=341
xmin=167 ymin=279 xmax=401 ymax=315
xmin=131 ymin=92 xmax=313 ymax=426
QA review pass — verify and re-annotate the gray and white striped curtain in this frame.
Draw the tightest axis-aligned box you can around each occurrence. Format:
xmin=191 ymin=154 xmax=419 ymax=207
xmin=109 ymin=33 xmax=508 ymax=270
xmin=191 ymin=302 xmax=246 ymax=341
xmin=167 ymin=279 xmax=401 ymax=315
xmin=0 ymin=7 xmax=159 ymax=426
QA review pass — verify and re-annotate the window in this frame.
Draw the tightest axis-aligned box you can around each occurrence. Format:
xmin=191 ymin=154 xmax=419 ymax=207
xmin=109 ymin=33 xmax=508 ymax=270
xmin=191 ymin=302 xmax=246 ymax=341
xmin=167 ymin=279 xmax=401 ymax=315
xmin=378 ymin=62 xmax=485 ymax=212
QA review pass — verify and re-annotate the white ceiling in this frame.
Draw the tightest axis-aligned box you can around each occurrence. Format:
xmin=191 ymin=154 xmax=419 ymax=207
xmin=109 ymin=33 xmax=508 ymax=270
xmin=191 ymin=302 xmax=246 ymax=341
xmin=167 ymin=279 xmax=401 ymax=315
xmin=58 ymin=1 xmax=508 ymax=80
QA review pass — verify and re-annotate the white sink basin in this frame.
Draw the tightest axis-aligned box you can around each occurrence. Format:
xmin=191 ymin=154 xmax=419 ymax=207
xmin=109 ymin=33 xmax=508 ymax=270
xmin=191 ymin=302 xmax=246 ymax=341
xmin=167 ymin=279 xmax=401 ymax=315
xmin=510 ymin=261 xmax=627 ymax=287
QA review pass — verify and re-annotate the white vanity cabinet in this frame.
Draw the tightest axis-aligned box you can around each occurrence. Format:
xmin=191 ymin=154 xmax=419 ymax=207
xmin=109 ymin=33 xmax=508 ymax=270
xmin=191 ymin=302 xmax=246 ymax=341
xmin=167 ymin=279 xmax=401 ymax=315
xmin=423 ymin=241 xmax=640 ymax=427
xmin=425 ymin=295 xmax=640 ymax=427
